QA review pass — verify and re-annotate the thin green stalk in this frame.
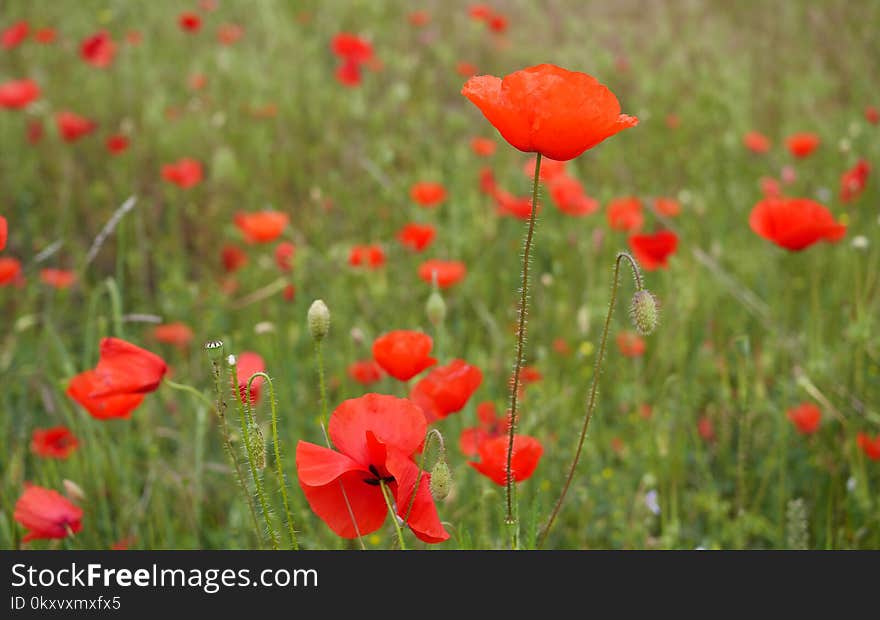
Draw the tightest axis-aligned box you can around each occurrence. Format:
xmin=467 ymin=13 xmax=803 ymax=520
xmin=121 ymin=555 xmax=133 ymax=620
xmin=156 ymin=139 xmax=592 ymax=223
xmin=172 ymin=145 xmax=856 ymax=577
xmin=104 ymin=278 xmax=125 ymax=338
xmin=380 ymin=479 xmax=407 ymax=550
xmin=404 ymin=429 xmax=445 ymax=524
xmin=504 ymin=152 xmax=542 ymax=550
xmin=164 ymin=379 xmax=214 ymax=409
xmin=538 ymin=252 xmax=645 ymax=548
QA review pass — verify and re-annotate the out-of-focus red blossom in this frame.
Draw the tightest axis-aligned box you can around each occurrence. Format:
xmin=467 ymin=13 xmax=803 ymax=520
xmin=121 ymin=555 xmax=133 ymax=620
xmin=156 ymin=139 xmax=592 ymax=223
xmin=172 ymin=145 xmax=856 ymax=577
xmin=335 ymin=60 xmax=362 ymax=87
xmin=152 ymin=323 xmax=194 ymax=348
xmin=471 ymin=137 xmax=496 ymax=157
xmin=866 ymin=106 xmax=879 ymax=124
xmin=487 ymin=13 xmax=508 ymax=33
xmin=14 ymin=485 xmax=83 ymax=542
xmin=296 ymin=394 xmax=449 ymax=542
xmin=397 ymin=223 xmax=436 ymax=252
xmin=410 ymin=181 xmax=447 ymax=208
xmin=410 ymin=359 xmax=483 ymax=423
xmin=348 ymin=244 xmax=386 ymax=269
xmin=126 ymin=30 xmax=142 ymax=45
xmin=459 ymin=402 xmax=506 ymax=456
xmin=857 ymin=433 xmax=880 ymax=461
xmin=0 ymin=79 xmax=40 ymax=109
xmin=179 ymin=13 xmax=201 ymax=32
xmin=639 ymin=403 xmax=653 ymax=419
xmin=653 ymin=197 xmax=681 ymax=217
xmin=749 ymin=197 xmax=846 ymax=251
xmin=840 ymin=159 xmax=870 ymax=203
xmin=111 ymin=536 xmax=135 ymax=550
xmin=2 ymin=21 xmax=29 ymax=49
xmin=408 ymin=11 xmax=430 ymax=27
xmin=469 ymin=4 xmax=492 ymax=20
xmin=665 ymin=114 xmax=680 ymax=129
xmin=80 ymin=31 xmax=116 ymax=68
xmin=236 ymin=352 xmax=265 ymax=405
xmin=66 ymin=371 xmax=145 ymax=419
xmin=0 ymin=215 xmax=6 ymax=251
xmin=462 ymin=64 xmax=637 ymax=161
xmin=469 ymin=434 xmax=543 ymax=485
xmin=787 ymin=403 xmax=821 ymax=435
xmin=743 ymin=131 xmax=771 ymax=154
xmin=418 ymin=259 xmax=467 ymax=288
xmin=479 ymin=167 xmax=497 ymax=195
xmin=221 ymin=244 xmax=248 ymax=273
xmin=348 ymin=359 xmax=384 ymax=385
xmin=31 ymin=427 xmax=78 ymax=459
xmin=628 ymin=230 xmax=678 ymax=270
xmin=234 ymin=210 xmax=289 ymax=244
xmin=548 ymin=175 xmax=599 ymax=216
xmin=781 ymin=165 xmax=797 ymax=186
xmin=372 ymin=330 xmax=436 ymax=381
xmin=552 ymin=338 xmax=571 ymax=356
xmin=200 ymin=0 xmax=218 ymax=10
xmin=105 ymin=134 xmax=129 ymax=155
xmin=494 ymin=190 xmax=536 ymax=220
xmin=0 ymin=257 xmax=22 ymax=285
xmin=607 ymin=196 xmax=644 ymax=231
xmin=456 ymin=61 xmax=478 ymax=77
xmin=34 ymin=28 xmax=56 ymax=44
xmin=786 ymin=132 xmax=820 ymax=158
xmin=161 ymin=158 xmax=203 ymax=189
xmin=283 ymin=283 xmax=296 ymax=301
xmin=56 ymin=111 xmax=96 ymax=142
xmin=331 ymin=33 xmax=373 ymax=63
xmin=275 ymin=241 xmax=296 ymax=272
xmin=217 ymin=23 xmax=244 ymax=45
xmin=697 ymin=416 xmax=715 ymax=442
xmin=39 ymin=268 xmax=76 ymax=289
xmin=760 ymin=177 xmax=781 ymax=198
xmin=188 ymin=73 xmax=206 ymax=90
xmin=523 ymin=156 xmax=567 ymax=182
xmin=520 ymin=366 xmax=542 ymax=386
xmin=616 ymin=331 xmax=646 ymax=357
xmin=27 ymin=118 xmax=43 ymax=144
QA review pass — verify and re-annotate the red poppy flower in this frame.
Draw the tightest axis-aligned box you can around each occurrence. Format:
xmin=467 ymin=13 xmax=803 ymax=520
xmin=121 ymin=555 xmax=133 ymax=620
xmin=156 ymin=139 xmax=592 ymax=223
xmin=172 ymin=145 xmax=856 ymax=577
xmin=348 ymin=359 xmax=385 ymax=385
xmin=0 ymin=79 xmax=40 ymax=109
xmin=275 ymin=241 xmax=296 ymax=272
xmin=397 ymin=223 xmax=436 ymax=252
xmin=469 ymin=4 xmax=492 ymax=20
xmin=462 ymin=64 xmax=637 ymax=161
xmin=840 ymin=159 xmax=870 ymax=203
xmin=372 ymin=330 xmax=436 ymax=381
xmin=459 ymin=402 xmax=507 ymax=456
xmin=0 ymin=257 xmax=22 ymax=285
xmin=234 ymin=211 xmax=289 ymax=244
xmin=2 ymin=21 xmax=29 ymax=49
xmin=553 ymin=338 xmax=571 ymax=356
xmin=217 ymin=23 xmax=244 ymax=45
xmin=179 ymin=13 xmax=201 ymax=32
xmin=418 ymin=259 xmax=466 ymax=288
xmin=67 ymin=370 xmax=145 ymax=420
xmin=786 ymin=132 xmax=820 ymax=158
xmin=33 ymin=28 xmax=55 ymax=44
xmin=408 ymin=11 xmax=430 ymax=27
xmin=187 ymin=73 xmax=206 ymax=90
xmin=283 ymin=283 xmax=296 ymax=301
xmin=653 ymin=197 xmax=681 ymax=217
xmin=487 ymin=13 xmax=508 ymax=33
xmin=410 ymin=181 xmax=447 ymax=208
xmin=866 ymin=106 xmax=879 ymax=125
xmin=200 ymin=0 xmax=218 ymax=10
xmin=90 ymin=338 xmax=167 ymax=398
xmin=161 ymin=158 xmax=203 ymax=189
xmin=296 ymin=394 xmax=449 ymax=542
xmin=471 ymin=137 xmax=496 ymax=157
xmin=787 ymin=403 xmax=821 ymax=435
xmin=335 ymin=60 xmax=362 ymax=87
xmin=105 ymin=134 xmax=129 ymax=155
xmin=456 ymin=61 xmax=478 ymax=77
xmin=522 ymin=156 xmax=567 ymax=182
xmin=743 ymin=131 xmax=771 ymax=154
xmin=410 ymin=359 xmax=483 ymax=423
xmin=628 ymin=230 xmax=678 ymax=270
xmin=616 ymin=331 xmax=646 ymax=357
xmin=236 ymin=352 xmax=265 ymax=405
xmin=0 ymin=215 xmax=6 ymax=250
xmin=349 ymin=244 xmax=386 ymax=269
xmin=126 ymin=30 xmax=142 ymax=45
xmin=760 ymin=177 xmax=781 ymax=199
xmin=479 ymin=166 xmax=497 ymax=195
xmin=697 ymin=416 xmax=715 ymax=442
xmin=494 ymin=190 xmax=537 ymax=220
xmin=39 ymin=268 xmax=76 ymax=289
xmin=857 ymin=433 xmax=880 ymax=461
xmin=331 ymin=33 xmax=373 ymax=63
xmin=469 ymin=434 xmax=543 ymax=485
xmin=749 ymin=197 xmax=846 ymax=251
xmin=548 ymin=175 xmax=599 ymax=216
xmin=152 ymin=322 xmax=193 ymax=348
xmin=31 ymin=427 xmax=79 ymax=459
xmin=56 ymin=111 xmax=96 ymax=142
xmin=80 ymin=31 xmax=116 ymax=68
xmin=607 ymin=196 xmax=644 ymax=231
xmin=221 ymin=244 xmax=247 ymax=273
xmin=14 ymin=485 xmax=83 ymax=542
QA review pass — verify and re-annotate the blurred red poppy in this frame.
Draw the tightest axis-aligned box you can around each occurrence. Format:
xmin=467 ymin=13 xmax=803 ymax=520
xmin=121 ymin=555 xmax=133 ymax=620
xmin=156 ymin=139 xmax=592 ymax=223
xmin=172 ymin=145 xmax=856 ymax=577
xmin=462 ymin=64 xmax=637 ymax=161
xmin=27 ymin=118 xmax=43 ymax=144
xmin=33 ymin=28 xmax=55 ymax=44
xmin=296 ymin=394 xmax=448 ymax=543
xmin=126 ymin=30 xmax=142 ymax=45
xmin=522 ymin=156 xmax=567 ymax=182
xmin=80 ymin=31 xmax=116 ymax=68
xmin=840 ymin=159 xmax=869 ymax=203
xmin=349 ymin=244 xmax=386 ymax=269
xmin=408 ymin=11 xmax=430 ymax=27
xmin=179 ymin=13 xmax=201 ymax=32
xmin=221 ymin=244 xmax=248 ymax=273
xmin=749 ymin=197 xmax=846 ymax=251
xmin=0 ymin=257 xmax=22 ymax=285
xmin=188 ymin=73 xmax=206 ymax=90
xmin=548 ymin=175 xmax=599 ymax=216
xmin=67 ymin=371 xmax=145 ymax=419
xmin=487 ymin=13 xmax=508 ymax=33
xmin=479 ymin=166 xmax=497 ymax=195
xmin=471 ymin=137 xmax=496 ymax=157
xmin=236 ymin=352 xmax=265 ymax=405
xmin=372 ymin=330 xmax=436 ymax=381
xmin=0 ymin=79 xmax=39 ymax=109
xmin=217 ymin=23 xmax=244 ymax=45
xmin=866 ymin=106 xmax=879 ymax=125
xmin=857 ymin=432 xmax=880 ymax=460
xmin=459 ymin=402 xmax=507 ymax=456
xmin=469 ymin=434 xmax=543 ymax=485
xmin=234 ymin=211 xmax=289 ymax=244
xmin=397 ymin=223 xmax=436 ymax=252
xmin=335 ymin=60 xmax=362 ymax=87
xmin=469 ymin=5 xmax=492 ymax=21
xmin=787 ymin=403 xmax=821 ymax=435
xmin=89 ymin=338 xmax=167 ymax=398
xmin=418 ymin=259 xmax=466 ymax=288
xmin=786 ymin=132 xmax=820 ymax=158
xmin=0 ymin=215 xmax=6 ymax=250
xmin=607 ymin=196 xmax=644 ymax=231
xmin=493 ymin=190 xmax=536 ymax=220
xmin=283 ymin=283 xmax=296 ymax=301
xmin=56 ymin=111 xmax=96 ymax=142
xmin=2 ymin=21 xmax=29 ymax=49
xmin=653 ymin=197 xmax=681 ymax=217
xmin=275 ymin=241 xmax=296 ymax=271
xmin=348 ymin=359 xmax=384 ymax=385
xmin=410 ymin=359 xmax=483 ymax=423
xmin=743 ymin=131 xmax=771 ymax=154
xmin=331 ymin=33 xmax=373 ymax=63
xmin=39 ymin=268 xmax=76 ymax=289
xmin=106 ymin=134 xmax=129 ymax=155
xmin=410 ymin=181 xmax=447 ymax=208
xmin=31 ymin=427 xmax=79 ymax=459
xmin=456 ymin=61 xmax=478 ymax=77
xmin=628 ymin=230 xmax=678 ymax=270
xmin=697 ymin=416 xmax=715 ymax=442
xmin=161 ymin=158 xmax=203 ymax=189
xmin=152 ymin=322 xmax=193 ymax=348
xmin=14 ymin=485 xmax=83 ymax=542
xmin=616 ymin=331 xmax=646 ymax=357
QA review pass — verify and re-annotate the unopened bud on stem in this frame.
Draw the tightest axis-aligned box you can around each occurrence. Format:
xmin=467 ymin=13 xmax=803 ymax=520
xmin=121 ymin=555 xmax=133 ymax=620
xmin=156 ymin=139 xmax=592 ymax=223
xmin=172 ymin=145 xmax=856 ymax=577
xmin=630 ymin=289 xmax=659 ymax=336
xmin=308 ymin=299 xmax=331 ymax=342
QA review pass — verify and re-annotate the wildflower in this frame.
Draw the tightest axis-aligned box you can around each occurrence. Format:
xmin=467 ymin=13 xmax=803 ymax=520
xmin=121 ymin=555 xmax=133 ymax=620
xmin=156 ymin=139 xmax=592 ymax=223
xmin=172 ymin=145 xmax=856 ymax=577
xmin=787 ymin=403 xmax=821 ymax=435
xmin=372 ymin=330 xmax=436 ymax=381
xmin=14 ymin=485 xmax=83 ymax=542
xmin=410 ymin=360 xmax=483 ymax=423
xmin=417 ymin=259 xmax=466 ymax=288
xmin=31 ymin=427 xmax=79 ymax=459
xmin=749 ymin=197 xmax=846 ymax=251
xmin=234 ymin=211 xmax=289 ymax=244
xmin=628 ymin=230 xmax=679 ymax=270
xmin=469 ymin=435 xmax=543 ymax=485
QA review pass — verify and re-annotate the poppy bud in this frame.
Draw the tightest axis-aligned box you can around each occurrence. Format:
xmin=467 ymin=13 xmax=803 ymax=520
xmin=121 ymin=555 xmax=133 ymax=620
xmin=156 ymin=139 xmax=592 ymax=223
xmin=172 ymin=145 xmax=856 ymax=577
xmin=308 ymin=299 xmax=331 ymax=342
xmin=426 ymin=290 xmax=446 ymax=326
xmin=204 ymin=339 xmax=224 ymax=361
xmin=629 ymin=289 xmax=659 ymax=336
xmin=430 ymin=458 xmax=452 ymax=500
xmin=63 ymin=479 xmax=86 ymax=503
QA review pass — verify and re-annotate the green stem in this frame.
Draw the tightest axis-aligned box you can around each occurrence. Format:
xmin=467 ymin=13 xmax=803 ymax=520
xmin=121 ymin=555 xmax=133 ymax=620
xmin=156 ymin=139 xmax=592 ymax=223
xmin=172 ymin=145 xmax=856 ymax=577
xmin=164 ymin=379 xmax=215 ymax=409
xmin=380 ymin=479 xmax=407 ymax=550
xmin=538 ymin=252 xmax=643 ymax=548
xmin=504 ymin=152 xmax=542 ymax=550
xmin=404 ymin=429 xmax=445 ymax=524
xmin=104 ymin=278 xmax=125 ymax=338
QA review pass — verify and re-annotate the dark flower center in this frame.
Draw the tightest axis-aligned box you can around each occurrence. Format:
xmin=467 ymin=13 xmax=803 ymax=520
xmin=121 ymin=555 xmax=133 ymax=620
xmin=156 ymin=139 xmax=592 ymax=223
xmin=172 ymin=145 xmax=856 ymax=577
xmin=363 ymin=464 xmax=395 ymax=486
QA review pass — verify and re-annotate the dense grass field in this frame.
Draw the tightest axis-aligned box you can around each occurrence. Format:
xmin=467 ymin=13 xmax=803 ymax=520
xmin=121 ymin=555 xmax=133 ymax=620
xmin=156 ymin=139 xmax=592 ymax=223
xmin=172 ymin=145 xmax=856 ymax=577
xmin=1 ymin=0 xmax=879 ymax=551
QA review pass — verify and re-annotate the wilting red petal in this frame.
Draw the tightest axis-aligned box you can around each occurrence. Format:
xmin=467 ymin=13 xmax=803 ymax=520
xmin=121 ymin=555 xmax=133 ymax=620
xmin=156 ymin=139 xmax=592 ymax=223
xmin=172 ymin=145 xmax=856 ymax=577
xmin=469 ymin=435 xmax=543 ymax=485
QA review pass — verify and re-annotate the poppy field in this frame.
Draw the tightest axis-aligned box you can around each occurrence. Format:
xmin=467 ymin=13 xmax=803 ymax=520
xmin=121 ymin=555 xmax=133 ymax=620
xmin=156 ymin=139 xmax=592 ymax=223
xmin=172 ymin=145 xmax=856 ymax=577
xmin=2 ymin=1 xmax=879 ymax=551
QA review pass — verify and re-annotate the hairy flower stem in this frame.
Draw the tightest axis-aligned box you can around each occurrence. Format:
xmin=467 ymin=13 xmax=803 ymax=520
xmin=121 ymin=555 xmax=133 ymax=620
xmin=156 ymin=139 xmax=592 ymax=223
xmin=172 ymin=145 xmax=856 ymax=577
xmin=248 ymin=372 xmax=298 ymax=550
xmin=380 ymin=479 xmax=407 ymax=551
xmin=505 ymin=153 xmax=542 ymax=549
xmin=538 ymin=252 xmax=644 ymax=548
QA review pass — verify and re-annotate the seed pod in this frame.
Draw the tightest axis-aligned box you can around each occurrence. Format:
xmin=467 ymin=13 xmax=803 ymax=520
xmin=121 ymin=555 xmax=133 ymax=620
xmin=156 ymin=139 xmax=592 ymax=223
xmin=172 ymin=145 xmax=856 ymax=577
xmin=430 ymin=459 xmax=452 ymax=500
xmin=204 ymin=339 xmax=224 ymax=361
xmin=629 ymin=289 xmax=659 ymax=336
xmin=308 ymin=299 xmax=331 ymax=342
xmin=426 ymin=291 xmax=446 ymax=326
